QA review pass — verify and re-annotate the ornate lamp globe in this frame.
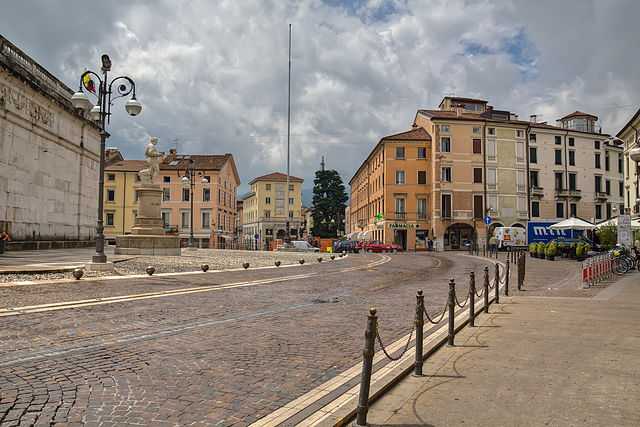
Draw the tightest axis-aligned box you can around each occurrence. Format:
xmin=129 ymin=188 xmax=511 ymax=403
xmin=89 ymin=105 xmax=101 ymax=121
xmin=181 ymin=176 xmax=190 ymax=187
xmin=71 ymin=90 xmax=90 ymax=111
xmin=125 ymin=97 xmax=142 ymax=116
xmin=629 ymin=147 xmax=640 ymax=163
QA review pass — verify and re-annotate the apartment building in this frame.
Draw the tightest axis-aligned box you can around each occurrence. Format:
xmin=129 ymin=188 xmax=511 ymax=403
xmin=617 ymin=108 xmax=640 ymax=215
xmin=104 ymin=149 xmax=240 ymax=248
xmin=528 ymin=112 xmax=624 ymax=223
xmin=349 ymin=127 xmax=432 ymax=251
xmin=241 ymin=172 xmax=304 ymax=248
xmin=349 ymin=96 xmax=624 ymax=250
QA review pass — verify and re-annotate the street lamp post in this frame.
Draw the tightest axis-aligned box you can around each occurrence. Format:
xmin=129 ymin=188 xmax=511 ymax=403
xmin=630 ymin=147 xmax=640 ymax=215
xmin=179 ymin=159 xmax=209 ymax=249
xmin=71 ymin=54 xmax=142 ymax=264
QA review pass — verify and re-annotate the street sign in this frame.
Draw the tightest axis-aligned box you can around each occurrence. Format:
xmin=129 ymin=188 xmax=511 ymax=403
xmin=618 ymin=215 xmax=632 ymax=248
xmin=484 ymin=216 xmax=492 ymax=225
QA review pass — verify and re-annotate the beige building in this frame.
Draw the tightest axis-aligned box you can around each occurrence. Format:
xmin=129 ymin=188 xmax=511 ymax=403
xmin=242 ymin=172 xmax=304 ymax=248
xmin=104 ymin=149 xmax=240 ymax=248
xmin=617 ymin=108 xmax=640 ymax=215
xmin=0 ymin=35 xmax=101 ymax=241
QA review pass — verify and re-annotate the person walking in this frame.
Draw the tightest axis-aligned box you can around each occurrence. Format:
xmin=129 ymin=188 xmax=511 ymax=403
xmin=489 ymin=235 xmax=498 ymax=256
xmin=0 ymin=230 xmax=11 ymax=254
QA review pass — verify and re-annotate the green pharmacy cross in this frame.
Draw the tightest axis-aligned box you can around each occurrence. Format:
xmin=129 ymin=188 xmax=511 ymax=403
xmin=374 ymin=213 xmax=383 ymax=223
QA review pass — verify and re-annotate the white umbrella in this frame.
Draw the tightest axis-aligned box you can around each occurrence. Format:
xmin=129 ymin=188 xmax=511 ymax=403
xmin=548 ymin=217 xmax=595 ymax=231
xmin=595 ymin=217 xmax=640 ymax=229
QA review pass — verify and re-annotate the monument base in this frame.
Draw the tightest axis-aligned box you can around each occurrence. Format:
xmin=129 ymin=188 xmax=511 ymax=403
xmin=85 ymin=261 xmax=115 ymax=272
xmin=115 ymin=235 xmax=181 ymax=256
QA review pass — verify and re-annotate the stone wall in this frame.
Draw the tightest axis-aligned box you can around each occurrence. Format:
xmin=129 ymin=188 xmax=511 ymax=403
xmin=0 ymin=57 xmax=101 ymax=240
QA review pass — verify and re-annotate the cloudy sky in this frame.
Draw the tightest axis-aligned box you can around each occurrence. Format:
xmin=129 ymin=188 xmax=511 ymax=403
xmin=2 ymin=0 xmax=639 ymax=193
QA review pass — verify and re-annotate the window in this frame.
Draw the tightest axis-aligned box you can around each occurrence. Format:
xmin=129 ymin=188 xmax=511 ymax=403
xmin=569 ymin=173 xmax=577 ymax=191
xmin=395 ymin=146 xmax=405 ymax=159
xmin=570 ymin=203 xmax=577 ymax=217
xmin=529 ymin=147 xmax=537 ymax=163
xmin=555 ymin=135 xmax=562 ymax=145
xmin=417 ymin=171 xmax=427 ymax=185
xmin=619 ymin=181 xmax=624 ymax=197
xmin=618 ymin=154 xmax=623 ymax=173
xmin=569 ymin=150 xmax=575 ymax=166
xmin=441 ymin=167 xmax=452 ymax=182
xmin=473 ymin=195 xmax=483 ymax=219
xmin=182 ymin=188 xmax=190 ymax=201
xmin=181 ymin=211 xmax=190 ymax=228
xmin=556 ymin=202 xmax=564 ymax=218
xmin=605 ymin=153 xmax=610 ymax=171
xmin=517 ymin=170 xmax=526 ymax=192
xmin=163 ymin=176 xmax=171 ymax=183
xmin=486 ymin=168 xmax=497 ymax=189
xmin=395 ymin=170 xmax=405 ymax=184
xmin=472 ymin=139 xmax=482 ymax=154
xmin=595 ymin=204 xmax=602 ymax=220
xmin=289 ymin=197 xmax=294 ymax=205
xmin=417 ymin=198 xmax=427 ymax=219
xmin=289 ymin=211 xmax=294 ymax=219
xmin=264 ymin=210 xmax=271 ymax=218
xmin=594 ymin=140 xmax=600 ymax=150
xmin=568 ymin=137 xmax=575 ymax=147
xmin=106 ymin=212 xmax=114 ymax=226
xmin=107 ymin=173 xmax=115 ymax=181
xmin=201 ymin=210 xmax=211 ymax=229
xmin=486 ymin=139 xmax=496 ymax=160
xmin=595 ymin=175 xmax=602 ymax=193
xmin=161 ymin=211 xmax=170 ymax=227
xmin=606 ymin=203 xmax=612 ymax=219
xmin=441 ymin=194 xmax=452 ymax=218
xmin=473 ymin=168 xmax=483 ymax=183
xmin=488 ymin=128 xmax=495 ymax=135
xmin=529 ymin=133 xmax=537 ymax=142
xmin=395 ymin=198 xmax=406 ymax=214
xmin=135 ymin=191 xmax=139 ymax=202
xmin=266 ymin=184 xmax=271 ymax=191
xmin=516 ymin=141 xmax=525 ymax=162
xmin=289 ymin=184 xmax=294 ymax=191
xmin=555 ymin=149 xmax=562 ymax=165
xmin=595 ymin=153 xmax=601 ymax=169
xmin=515 ymin=130 xmax=523 ymax=138
xmin=162 ymin=188 xmax=170 ymax=201
xmin=473 ymin=127 xmax=481 ymax=134
xmin=440 ymin=137 xmax=451 ymax=152
xmin=440 ymin=125 xmax=450 ymax=133
xmin=107 ymin=189 xmax=115 ymax=202
xmin=530 ymin=170 xmax=539 ymax=188
xmin=605 ymin=180 xmax=611 ymax=195
xmin=417 ymin=147 xmax=427 ymax=159
xmin=265 ymin=197 xmax=271 ymax=204
xmin=531 ymin=201 xmax=540 ymax=218
xmin=555 ymin=172 xmax=564 ymax=190
xmin=203 ymin=188 xmax=210 ymax=202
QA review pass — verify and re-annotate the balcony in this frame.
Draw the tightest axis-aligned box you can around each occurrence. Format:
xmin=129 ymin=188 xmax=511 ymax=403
xmin=556 ymin=188 xmax=582 ymax=199
xmin=531 ymin=186 xmax=544 ymax=197
xmin=394 ymin=212 xmax=407 ymax=220
xmin=595 ymin=191 xmax=608 ymax=201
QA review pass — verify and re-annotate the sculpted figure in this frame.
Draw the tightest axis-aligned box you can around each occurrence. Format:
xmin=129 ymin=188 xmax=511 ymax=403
xmin=139 ymin=137 xmax=163 ymax=183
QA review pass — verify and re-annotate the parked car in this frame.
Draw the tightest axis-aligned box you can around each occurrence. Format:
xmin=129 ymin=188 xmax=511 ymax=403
xmin=360 ymin=241 xmax=403 ymax=253
xmin=279 ymin=240 xmax=319 ymax=252
xmin=333 ymin=239 xmax=359 ymax=253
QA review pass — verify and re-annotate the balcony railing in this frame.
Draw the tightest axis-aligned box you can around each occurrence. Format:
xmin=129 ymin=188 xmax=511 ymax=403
xmin=531 ymin=186 xmax=544 ymax=196
xmin=595 ymin=191 xmax=608 ymax=200
xmin=394 ymin=212 xmax=407 ymax=220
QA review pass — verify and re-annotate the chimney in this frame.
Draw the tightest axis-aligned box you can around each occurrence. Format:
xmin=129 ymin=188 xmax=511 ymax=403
xmin=529 ymin=114 xmax=537 ymax=123
xmin=455 ymin=105 xmax=463 ymax=117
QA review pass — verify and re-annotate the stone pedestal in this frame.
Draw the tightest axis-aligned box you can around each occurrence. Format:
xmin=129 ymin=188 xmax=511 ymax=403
xmin=115 ymin=183 xmax=181 ymax=256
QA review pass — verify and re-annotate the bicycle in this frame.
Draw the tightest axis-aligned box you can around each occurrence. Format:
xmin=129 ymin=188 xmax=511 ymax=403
xmin=611 ymin=246 xmax=638 ymax=274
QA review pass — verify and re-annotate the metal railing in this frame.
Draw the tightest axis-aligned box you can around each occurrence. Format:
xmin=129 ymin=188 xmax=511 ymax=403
xmin=354 ymin=253 xmax=526 ymax=425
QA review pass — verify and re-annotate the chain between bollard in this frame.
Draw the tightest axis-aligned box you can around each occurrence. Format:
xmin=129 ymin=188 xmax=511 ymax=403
xmin=454 ymin=292 xmax=469 ymax=308
xmin=423 ymin=302 xmax=447 ymax=324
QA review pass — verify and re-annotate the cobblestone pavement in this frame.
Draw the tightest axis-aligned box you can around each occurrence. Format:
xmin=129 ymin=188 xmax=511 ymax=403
xmin=0 ymin=252 xmax=495 ymax=426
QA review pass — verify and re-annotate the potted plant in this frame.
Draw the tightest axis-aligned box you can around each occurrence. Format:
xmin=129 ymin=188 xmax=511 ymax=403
xmin=545 ymin=241 xmax=557 ymax=261
xmin=537 ymin=242 xmax=545 ymax=258
xmin=568 ymin=243 xmax=577 ymax=259
xmin=529 ymin=243 xmax=537 ymax=257
xmin=575 ymin=243 xmax=585 ymax=261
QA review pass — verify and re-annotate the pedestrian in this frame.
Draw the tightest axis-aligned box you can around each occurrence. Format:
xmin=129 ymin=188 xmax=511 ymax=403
xmin=0 ymin=230 xmax=11 ymax=254
xmin=427 ymin=238 xmax=434 ymax=251
xmin=489 ymin=235 xmax=497 ymax=255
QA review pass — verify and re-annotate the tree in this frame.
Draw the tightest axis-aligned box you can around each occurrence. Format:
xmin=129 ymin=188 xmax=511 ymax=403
xmin=311 ymin=166 xmax=348 ymax=238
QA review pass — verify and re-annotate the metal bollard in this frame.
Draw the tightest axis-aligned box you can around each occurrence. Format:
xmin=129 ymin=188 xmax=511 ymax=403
xmin=494 ymin=263 xmax=500 ymax=304
xmin=414 ymin=290 xmax=424 ymax=376
xmin=447 ymin=279 xmax=456 ymax=346
xmin=469 ymin=272 xmax=476 ymax=327
xmin=504 ymin=259 xmax=510 ymax=296
xmin=355 ymin=308 xmax=377 ymax=427
xmin=483 ymin=266 xmax=490 ymax=313
xmin=517 ymin=254 xmax=523 ymax=291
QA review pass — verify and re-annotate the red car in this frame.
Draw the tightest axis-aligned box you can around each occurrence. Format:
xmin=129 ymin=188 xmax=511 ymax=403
xmin=359 ymin=240 xmax=403 ymax=253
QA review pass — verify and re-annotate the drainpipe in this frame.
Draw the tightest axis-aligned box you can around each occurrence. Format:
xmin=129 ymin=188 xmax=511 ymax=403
xmin=525 ymin=125 xmax=531 ymax=221
xmin=123 ymin=172 xmax=127 ymax=235
xmin=564 ymin=130 xmax=569 ymax=218
xmin=482 ymin=121 xmax=488 ymax=250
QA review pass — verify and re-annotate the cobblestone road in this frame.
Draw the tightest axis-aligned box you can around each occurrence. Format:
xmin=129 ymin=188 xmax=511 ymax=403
xmin=0 ymin=252 xmax=494 ymax=426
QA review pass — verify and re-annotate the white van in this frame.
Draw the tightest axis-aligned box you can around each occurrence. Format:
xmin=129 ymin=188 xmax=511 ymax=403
xmin=493 ymin=227 xmax=527 ymax=249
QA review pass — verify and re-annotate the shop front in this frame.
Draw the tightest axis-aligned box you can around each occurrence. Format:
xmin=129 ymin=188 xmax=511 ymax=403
xmin=443 ymin=223 xmax=475 ymax=250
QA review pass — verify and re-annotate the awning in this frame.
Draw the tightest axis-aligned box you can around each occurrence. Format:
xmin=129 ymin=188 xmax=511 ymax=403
xmin=595 ymin=217 xmax=640 ymax=229
xmin=548 ymin=217 xmax=595 ymax=231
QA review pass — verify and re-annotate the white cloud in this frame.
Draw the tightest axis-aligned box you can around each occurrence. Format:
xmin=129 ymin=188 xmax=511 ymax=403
xmin=1 ymin=0 xmax=639 ymax=192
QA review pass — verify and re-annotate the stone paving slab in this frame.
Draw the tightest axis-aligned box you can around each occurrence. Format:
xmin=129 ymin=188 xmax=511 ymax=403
xmin=363 ymin=271 xmax=640 ymax=427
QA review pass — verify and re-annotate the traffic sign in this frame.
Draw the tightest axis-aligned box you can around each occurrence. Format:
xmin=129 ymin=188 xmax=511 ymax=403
xmin=484 ymin=216 xmax=492 ymax=225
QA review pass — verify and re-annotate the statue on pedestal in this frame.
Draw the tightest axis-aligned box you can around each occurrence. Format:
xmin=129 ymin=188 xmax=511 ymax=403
xmin=138 ymin=137 xmax=163 ymax=184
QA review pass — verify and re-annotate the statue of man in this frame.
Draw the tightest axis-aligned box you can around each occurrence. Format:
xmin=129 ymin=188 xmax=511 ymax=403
xmin=139 ymin=137 xmax=163 ymax=183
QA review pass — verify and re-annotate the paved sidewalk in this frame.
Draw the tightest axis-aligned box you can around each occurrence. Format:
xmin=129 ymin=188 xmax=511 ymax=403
xmin=365 ymin=272 xmax=640 ymax=426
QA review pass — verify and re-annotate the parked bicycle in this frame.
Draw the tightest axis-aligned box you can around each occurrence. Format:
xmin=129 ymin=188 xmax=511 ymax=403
xmin=610 ymin=245 xmax=639 ymax=274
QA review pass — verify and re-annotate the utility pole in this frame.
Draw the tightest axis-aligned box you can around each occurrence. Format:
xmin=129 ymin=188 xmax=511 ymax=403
xmin=286 ymin=23 xmax=292 ymax=243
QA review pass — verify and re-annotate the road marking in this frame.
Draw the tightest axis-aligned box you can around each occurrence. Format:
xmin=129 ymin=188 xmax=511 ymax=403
xmin=0 ymin=255 xmax=391 ymax=317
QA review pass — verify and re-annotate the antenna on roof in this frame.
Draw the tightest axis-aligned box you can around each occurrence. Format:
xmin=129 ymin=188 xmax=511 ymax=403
xmin=172 ymin=138 xmax=179 ymax=153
